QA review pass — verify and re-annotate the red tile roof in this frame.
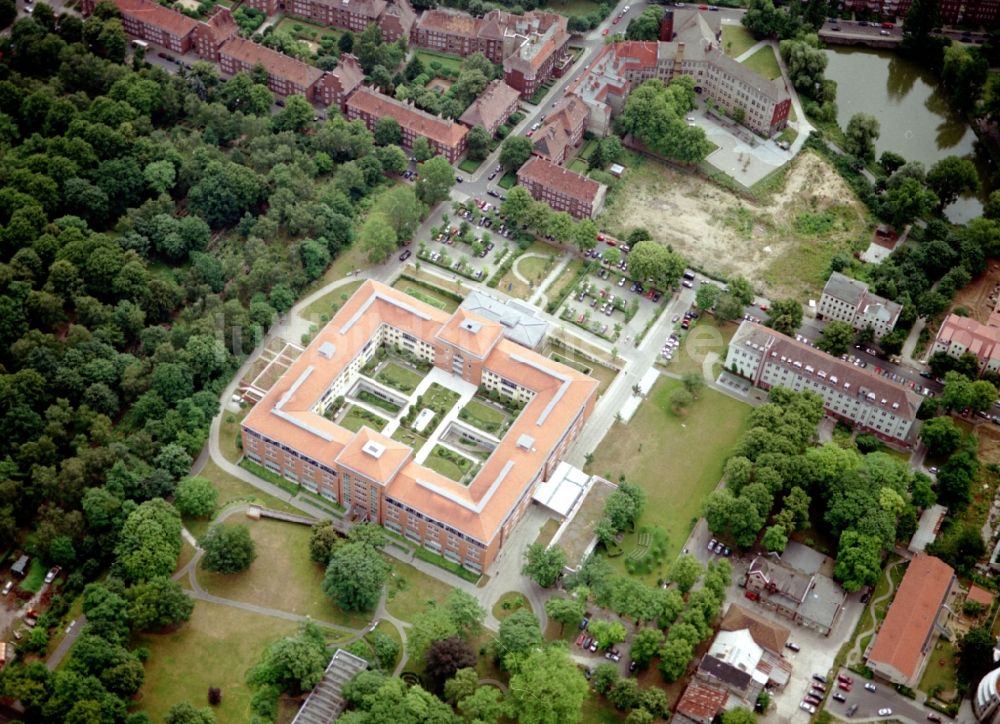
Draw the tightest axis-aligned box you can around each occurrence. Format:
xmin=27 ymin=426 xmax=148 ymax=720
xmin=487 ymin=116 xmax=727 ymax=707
xmin=967 ymin=584 xmax=995 ymax=608
xmin=115 ymin=0 xmax=199 ymax=37
xmin=517 ymin=156 xmax=603 ymax=204
xmin=459 ymin=79 xmax=520 ymax=131
xmin=416 ymin=8 xmax=482 ymax=35
xmin=200 ymin=6 xmax=238 ymax=46
xmin=220 ymin=37 xmax=324 ymax=89
xmin=867 ymin=554 xmax=954 ymax=681
xmin=346 ymin=88 xmax=468 ymax=149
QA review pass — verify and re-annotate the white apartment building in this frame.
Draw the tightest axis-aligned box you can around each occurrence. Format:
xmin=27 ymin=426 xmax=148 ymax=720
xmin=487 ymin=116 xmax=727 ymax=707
xmin=726 ymin=321 xmax=921 ymax=445
xmin=817 ymin=272 xmax=901 ymax=339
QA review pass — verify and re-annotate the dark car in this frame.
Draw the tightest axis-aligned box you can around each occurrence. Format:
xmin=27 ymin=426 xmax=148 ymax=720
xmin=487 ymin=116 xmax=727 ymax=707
xmin=629 ymin=660 xmax=638 ymax=673
xmin=832 ymin=692 xmax=847 ymax=703
xmin=398 ymin=249 xmax=412 ymax=262
xmin=847 ymin=704 xmax=858 ymax=717
xmin=785 ymin=642 xmax=801 ymax=652
xmin=579 ymin=617 xmax=590 ymax=630
xmin=812 ymin=674 xmax=828 ymax=685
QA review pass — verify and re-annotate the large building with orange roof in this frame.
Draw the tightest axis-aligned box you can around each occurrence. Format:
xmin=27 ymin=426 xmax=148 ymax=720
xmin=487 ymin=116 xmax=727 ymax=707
xmin=241 ymin=281 xmax=598 ymax=574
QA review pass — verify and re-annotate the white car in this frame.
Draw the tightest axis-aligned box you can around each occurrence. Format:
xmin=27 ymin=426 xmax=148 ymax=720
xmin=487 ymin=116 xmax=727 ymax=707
xmin=799 ymin=702 xmax=816 ymax=714
xmin=878 ymin=708 xmax=892 ymax=717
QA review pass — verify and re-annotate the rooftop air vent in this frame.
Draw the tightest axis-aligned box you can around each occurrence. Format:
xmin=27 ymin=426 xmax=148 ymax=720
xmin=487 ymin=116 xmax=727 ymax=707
xmin=516 ymin=434 xmax=535 ymax=450
xmin=319 ymin=341 xmax=336 ymax=359
xmin=362 ymin=441 xmax=385 ymax=459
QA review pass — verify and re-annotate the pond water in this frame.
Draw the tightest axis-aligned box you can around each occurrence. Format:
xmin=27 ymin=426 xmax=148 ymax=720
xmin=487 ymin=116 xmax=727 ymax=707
xmin=823 ymin=47 xmax=993 ymax=223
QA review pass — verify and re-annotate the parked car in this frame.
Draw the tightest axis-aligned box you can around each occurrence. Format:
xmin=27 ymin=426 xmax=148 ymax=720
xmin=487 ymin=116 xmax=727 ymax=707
xmin=1 ymin=581 xmax=11 ymax=596
xmin=398 ymin=249 xmax=412 ymax=262
xmin=838 ymin=681 xmax=852 ymax=692
xmin=799 ymin=703 xmax=816 ymax=714
xmin=878 ymin=708 xmax=893 ymax=717
xmin=927 ymin=715 xmax=942 ymax=723
xmin=588 ymin=639 xmax=598 ymax=652
xmin=812 ymin=674 xmax=828 ymax=684
xmin=832 ymin=692 xmax=847 ymax=703
xmin=838 ymin=674 xmax=854 ymax=685
xmin=44 ymin=566 xmax=60 ymax=584
xmin=575 ymin=633 xmax=586 ymax=646
xmin=785 ymin=642 xmax=801 ymax=652
xmin=847 ymin=704 xmax=858 ymax=717
xmin=707 ymin=538 xmax=717 ymax=551
xmin=804 ymin=695 xmax=822 ymax=706
xmin=864 ymin=682 xmax=877 ymax=693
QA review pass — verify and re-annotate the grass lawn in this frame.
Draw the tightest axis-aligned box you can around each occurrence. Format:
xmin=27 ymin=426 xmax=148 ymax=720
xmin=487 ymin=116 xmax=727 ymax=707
xmin=546 ymin=346 xmax=619 ymax=398
xmin=497 ymin=241 xmax=559 ymax=300
xmin=547 ymin=257 xmax=587 ymax=305
xmin=519 ymin=253 xmax=555 ymax=287
xmin=391 ymin=278 xmax=461 ymax=313
xmin=586 ymin=377 xmax=752 ymax=582
xmin=538 ymin=0 xmax=602 ymax=16
xmin=498 ymin=172 xmax=517 ymax=189
xmin=219 ymin=407 xmax=248 ymax=464
xmin=778 ymin=126 xmax=799 ymax=147
xmin=414 ymin=49 xmax=464 ymax=74
xmin=569 ymin=159 xmax=588 ymax=174
xmin=722 ymin=24 xmax=758 ymax=57
xmin=384 ymin=557 xmax=453 ymax=622
xmin=135 ymin=600 xmax=300 ymax=723
xmin=275 ymin=16 xmax=344 ymax=43
xmin=424 ymin=382 xmax=461 ymax=416
xmin=300 ymin=279 xmax=364 ymax=324
xmin=195 ymin=519 xmax=371 ymax=629
xmin=492 ymin=591 xmax=531 ymax=621
xmin=357 ymin=390 xmax=401 ymax=414
xmin=175 ymin=539 xmax=197 ymax=575
xmin=741 ymin=45 xmax=781 ymax=80
xmin=534 ymin=517 xmax=561 ymax=547
xmin=391 ymin=426 xmax=428 ymax=450
xmin=376 ymin=361 xmax=425 ymax=393
xmin=340 ymin=405 xmax=389 ymax=433
xmin=668 ymin=318 xmax=739 ymax=377
xmin=459 ymin=158 xmax=483 ymax=174
xmin=21 ymin=559 xmax=46 ymax=594
xmin=458 ymin=398 xmax=508 ymax=434
xmin=424 ymin=445 xmax=475 ymax=483
xmin=581 ymin=693 xmax=623 ymax=724
xmin=187 ymin=461 xmax=302 ymax=539
xmin=919 ymin=638 xmax=959 ymax=697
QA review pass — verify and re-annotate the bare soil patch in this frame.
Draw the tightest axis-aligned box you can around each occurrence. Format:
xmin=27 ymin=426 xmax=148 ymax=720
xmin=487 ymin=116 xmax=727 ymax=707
xmin=951 ymin=261 xmax=1000 ymax=324
xmin=600 ymin=151 xmax=872 ymax=298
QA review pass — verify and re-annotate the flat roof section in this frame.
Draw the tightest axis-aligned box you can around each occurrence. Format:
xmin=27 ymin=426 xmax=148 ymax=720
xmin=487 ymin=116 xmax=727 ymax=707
xmin=548 ymin=475 xmax=617 ymax=571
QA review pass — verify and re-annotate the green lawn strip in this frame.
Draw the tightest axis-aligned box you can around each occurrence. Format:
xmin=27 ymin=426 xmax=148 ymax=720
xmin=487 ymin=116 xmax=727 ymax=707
xmin=135 ymin=600 xmax=300 ymax=723
xmin=20 ymin=559 xmax=46 ymax=594
xmin=240 ymin=458 xmax=300 ymax=496
xmin=357 ymin=389 xmax=402 ymax=413
xmin=569 ymin=159 xmax=588 ymax=174
xmin=458 ymin=398 xmax=507 ymax=433
xmin=340 ymin=405 xmax=389 ymax=433
xmin=498 ymin=172 xmax=517 ymax=189
xmin=219 ymin=408 xmax=248 ymax=464
xmin=402 ymin=287 xmax=446 ymax=309
xmin=740 ymin=45 xmax=781 ymax=80
xmin=300 ymin=279 xmax=365 ymax=323
xmin=424 ymin=445 xmax=474 ymax=482
xmin=385 ymin=557 xmax=455 ymax=622
xmin=539 ymin=0 xmax=602 ymax=16
xmin=415 ymin=49 xmax=464 ymax=74
xmin=200 ymin=460 xmax=301 ymax=515
xmin=587 ymin=378 xmax=752 ymax=583
xmin=376 ymin=362 xmax=424 ymax=393
xmin=459 ymin=158 xmax=483 ymax=174
xmin=412 ymin=546 xmax=481 ymax=583
xmin=195 ymin=518 xmax=370 ymax=628
xmin=534 ymin=518 xmax=561 ymax=547
xmin=721 ymin=24 xmax=758 ymax=57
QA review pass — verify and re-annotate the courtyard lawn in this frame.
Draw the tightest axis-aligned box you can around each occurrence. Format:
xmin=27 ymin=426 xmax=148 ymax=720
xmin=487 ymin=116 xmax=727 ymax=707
xmin=586 ymin=377 xmax=752 ymax=582
xmin=919 ymin=638 xmax=959 ymax=697
xmin=492 ymin=591 xmax=531 ymax=621
xmin=424 ymin=383 xmax=461 ymax=416
xmin=340 ymin=405 xmax=389 ymax=433
xmin=384 ymin=557 xmax=453 ymax=622
xmin=458 ymin=399 xmax=508 ymax=434
xmin=545 ymin=346 xmax=618 ymax=398
xmin=424 ymin=445 xmax=475 ymax=483
xmin=195 ymin=518 xmax=371 ymax=629
xmin=539 ymin=0 xmax=602 ymax=16
xmin=414 ymin=49 xmax=464 ymax=75
xmin=741 ymin=45 xmax=781 ymax=80
xmin=134 ymin=600 xmax=300 ymax=724
xmin=301 ymin=280 xmax=365 ymax=324
xmin=274 ymin=16 xmax=344 ymax=44
xmin=667 ymin=318 xmax=739 ymax=377
xmin=459 ymin=158 xmax=484 ymax=174
xmin=392 ymin=426 xmax=428 ymax=450
xmin=722 ymin=24 xmax=758 ymax=57
xmin=357 ymin=390 xmax=401 ymax=413
xmin=376 ymin=362 xmax=425 ymax=393
xmin=569 ymin=159 xmax=589 ymax=174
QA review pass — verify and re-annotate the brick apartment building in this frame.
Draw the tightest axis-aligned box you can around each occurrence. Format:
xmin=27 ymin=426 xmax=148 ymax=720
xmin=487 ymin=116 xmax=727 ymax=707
xmin=932 ymin=314 xmax=1000 ymax=373
xmin=517 ymin=157 xmax=607 ymax=219
xmin=240 ymin=280 xmax=598 ymax=575
xmin=531 ymin=93 xmax=588 ymax=164
xmin=282 ymin=0 xmax=414 ymax=41
xmin=81 ymin=0 xmax=198 ymax=54
xmin=459 ymin=79 xmax=521 ymax=137
xmin=240 ymin=0 xmax=280 ymax=15
xmin=411 ymin=9 xmax=570 ymax=98
xmin=726 ymin=321 xmax=921 ymax=445
xmin=817 ymin=271 xmax=901 ymax=339
xmin=842 ymin=0 xmax=1000 ymax=26
xmin=346 ymin=87 xmax=469 ymax=162
xmin=193 ymin=6 xmax=239 ymax=62
xmin=566 ymin=10 xmax=790 ymax=138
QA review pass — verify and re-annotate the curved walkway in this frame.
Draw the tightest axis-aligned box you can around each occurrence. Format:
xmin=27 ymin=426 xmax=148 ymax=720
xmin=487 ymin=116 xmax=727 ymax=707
xmin=845 ymin=558 xmax=906 ymax=667
xmin=511 ymin=252 xmax=550 ymax=288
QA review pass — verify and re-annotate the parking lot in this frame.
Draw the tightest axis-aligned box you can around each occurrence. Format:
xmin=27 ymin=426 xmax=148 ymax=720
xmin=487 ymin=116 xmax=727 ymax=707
xmin=825 ymin=667 xmax=942 ymax=723
xmin=556 ymin=241 xmax=672 ymax=343
xmin=417 ymin=198 xmax=520 ymax=281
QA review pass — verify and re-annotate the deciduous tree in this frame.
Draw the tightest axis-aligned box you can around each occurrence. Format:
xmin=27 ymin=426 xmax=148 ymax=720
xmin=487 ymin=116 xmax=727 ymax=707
xmin=522 ymin=542 xmax=566 ymax=587
xmin=200 ymin=523 xmax=257 ymax=574
xmin=322 ymin=541 xmax=391 ymax=611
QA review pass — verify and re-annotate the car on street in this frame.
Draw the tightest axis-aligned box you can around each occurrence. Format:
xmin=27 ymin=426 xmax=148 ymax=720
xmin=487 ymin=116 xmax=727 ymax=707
xmin=612 ymin=15 xmax=620 ymax=23
xmin=864 ymin=682 xmax=877 ymax=692
xmin=878 ymin=708 xmax=892 ymax=717
xmin=927 ymin=715 xmax=942 ymax=723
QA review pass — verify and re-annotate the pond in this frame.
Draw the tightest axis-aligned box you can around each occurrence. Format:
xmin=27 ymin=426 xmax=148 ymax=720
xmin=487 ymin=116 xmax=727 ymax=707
xmin=824 ymin=47 xmax=994 ymax=223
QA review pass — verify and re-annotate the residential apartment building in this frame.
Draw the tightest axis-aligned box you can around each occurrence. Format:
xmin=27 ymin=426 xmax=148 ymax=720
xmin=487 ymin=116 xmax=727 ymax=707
xmin=531 ymin=93 xmax=588 ymax=165
xmin=318 ymin=53 xmax=365 ymax=109
xmin=932 ymin=313 xmax=1000 ymax=373
xmin=192 ymin=6 xmax=239 ymax=63
xmin=80 ymin=0 xmax=198 ymax=54
xmin=346 ymin=88 xmax=469 ymax=162
xmin=866 ymin=554 xmax=956 ymax=687
xmin=726 ymin=321 xmax=921 ymax=445
xmin=459 ymin=79 xmax=521 ymax=137
xmin=817 ymin=271 xmax=901 ymax=339
xmin=744 ymin=554 xmax=846 ymax=636
xmin=502 ymin=13 xmax=571 ymax=98
xmin=566 ymin=10 xmax=791 ymax=138
xmin=517 ymin=157 xmax=607 ymax=219
xmin=220 ymin=37 xmax=318 ymax=98
xmin=841 ymin=0 xmax=1000 ymax=26
xmin=240 ymin=281 xmax=598 ymax=575
xmin=283 ymin=0 xmax=415 ymax=41
xmin=976 ymin=667 xmax=1000 ymax=724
